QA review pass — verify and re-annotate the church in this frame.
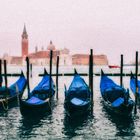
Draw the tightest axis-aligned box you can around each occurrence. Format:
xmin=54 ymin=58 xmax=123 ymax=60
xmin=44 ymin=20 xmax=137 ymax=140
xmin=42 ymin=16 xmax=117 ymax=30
xmin=4 ymin=25 xmax=71 ymax=65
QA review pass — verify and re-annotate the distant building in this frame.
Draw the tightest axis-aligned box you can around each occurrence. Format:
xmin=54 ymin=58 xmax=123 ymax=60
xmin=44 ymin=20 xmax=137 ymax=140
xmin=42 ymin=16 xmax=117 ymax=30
xmin=94 ymin=55 xmax=108 ymax=65
xmin=2 ymin=53 xmax=12 ymax=64
xmin=28 ymin=41 xmax=60 ymax=65
xmin=72 ymin=54 xmax=108 ymax=65
xmin=10 ymin=56 xmax=23 ymax=65
xmin=59 ymin=48 xmax=72 ymax=65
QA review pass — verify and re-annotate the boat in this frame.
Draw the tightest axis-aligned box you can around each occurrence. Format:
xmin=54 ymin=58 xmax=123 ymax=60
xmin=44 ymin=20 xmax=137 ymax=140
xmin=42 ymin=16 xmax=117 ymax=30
xmin=19 ymin=70 xmax=55 ymax=116
xmin=64 ymin=69 xmax=91 ymax=117
xmin=100 ymin=70 xmax=134 ymax=116
xmin=0 ymin=72 xmax=27 ymax=110
xmin=108 ymin=65 xmax=120 ymax=69
xmin=130 ymin=72 xmax=140 ymax=101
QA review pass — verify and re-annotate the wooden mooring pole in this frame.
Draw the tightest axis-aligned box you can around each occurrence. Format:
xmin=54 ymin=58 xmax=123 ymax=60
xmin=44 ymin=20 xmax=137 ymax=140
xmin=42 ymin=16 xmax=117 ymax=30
xmin=120 ymin=54 xmax=123 ymax=87
xmin=49 ymin=50 xmax=53 ymax=101
xmin=4 ymin=60 xmax=8 ymax=88
xmin=134 ymin=51 xmax=138 ymax=114
xmin=30 ymin=63 xmax=32 ymax=78
xmin=89 ymin=49 xmax=93 ymax=105
xmin=56 ymin=56 xmax=59 ymax=100
xmin=0 ymin=60 xmax=2 ymax=87
xmin=89 ymin=55 xmax=91 ymax=88
xmin=0 ymin=60 xmax=2 ymax=75
xmin=26 ymin=57 xmax=30 ymax=98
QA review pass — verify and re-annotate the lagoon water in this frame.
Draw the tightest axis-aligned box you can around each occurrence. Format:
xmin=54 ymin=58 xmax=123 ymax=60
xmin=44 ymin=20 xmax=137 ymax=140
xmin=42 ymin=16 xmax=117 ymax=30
xmin=0 ymin=65 xmax=140 ymax=139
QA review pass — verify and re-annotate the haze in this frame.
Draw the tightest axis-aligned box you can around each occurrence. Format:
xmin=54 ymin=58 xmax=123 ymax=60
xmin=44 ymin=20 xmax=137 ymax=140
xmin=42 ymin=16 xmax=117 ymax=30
xmin=0 ymin=0 xmax=140 ymax=64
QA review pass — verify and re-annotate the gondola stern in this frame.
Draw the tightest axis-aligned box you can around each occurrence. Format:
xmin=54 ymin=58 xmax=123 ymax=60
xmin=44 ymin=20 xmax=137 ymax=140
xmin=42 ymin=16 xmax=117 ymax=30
xmin=101 ymin=69 xmax=105 ymax=76
xmin=74 ymin=68 xmax=78 ymax=75
xmin=21 ymin=70 xmax=24 ymax=77
xmin=44 ymin=68 xmax=48 ymax=75
xmin=64 ymin=84 xmax=68 ymax=97
xmin=130 ymin=71 xmax=134 ymax=79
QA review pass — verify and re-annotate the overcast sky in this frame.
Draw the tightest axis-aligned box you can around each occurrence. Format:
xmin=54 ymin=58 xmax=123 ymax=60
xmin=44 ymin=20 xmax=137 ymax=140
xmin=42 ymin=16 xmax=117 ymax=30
xmin=0 ymin=0 xmax=140 ymax=64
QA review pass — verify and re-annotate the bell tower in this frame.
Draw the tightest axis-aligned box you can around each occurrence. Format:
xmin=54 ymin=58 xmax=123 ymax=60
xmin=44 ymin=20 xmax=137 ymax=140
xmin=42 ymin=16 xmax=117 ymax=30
xmin=21 ymin=24 xmax=28 ymax=57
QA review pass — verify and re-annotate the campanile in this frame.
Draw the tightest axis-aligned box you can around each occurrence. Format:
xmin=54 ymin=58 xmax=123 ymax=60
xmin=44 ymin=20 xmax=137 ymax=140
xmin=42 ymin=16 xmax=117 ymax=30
xmin=21 ymin=24 xmax=28 ymax=57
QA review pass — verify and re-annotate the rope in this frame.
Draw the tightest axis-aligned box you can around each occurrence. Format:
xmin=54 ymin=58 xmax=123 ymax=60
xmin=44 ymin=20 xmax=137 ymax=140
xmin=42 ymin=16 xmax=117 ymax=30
xmin=16 ymin=84 xmax=20 ymax=106
xmin=1 ymin=99 xmax=8 ymax=111
xmin=47 ymin=98 xmax=52 ymax=111
xmin=0 ymin=90 xmax=8 ymax=111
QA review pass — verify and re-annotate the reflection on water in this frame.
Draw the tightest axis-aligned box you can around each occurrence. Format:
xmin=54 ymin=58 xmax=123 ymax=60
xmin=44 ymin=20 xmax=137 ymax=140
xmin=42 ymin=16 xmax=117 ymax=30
xmin=62 ymin=112 xmax=93 ymax=139
xmin=101 ymin=100 xmax=135 ymax=138
xmin=17 ymin=99 xmax=57 ymax=139
xmin=114 ymin=116 xmax=135 ymax=137
xmin=18 ymin=113 xmax=52 ymax=139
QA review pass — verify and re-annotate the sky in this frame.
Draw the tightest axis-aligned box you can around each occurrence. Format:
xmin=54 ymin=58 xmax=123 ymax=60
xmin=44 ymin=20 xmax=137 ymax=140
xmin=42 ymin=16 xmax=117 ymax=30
xmin=0 ymin=0 xmax=140 ymax=64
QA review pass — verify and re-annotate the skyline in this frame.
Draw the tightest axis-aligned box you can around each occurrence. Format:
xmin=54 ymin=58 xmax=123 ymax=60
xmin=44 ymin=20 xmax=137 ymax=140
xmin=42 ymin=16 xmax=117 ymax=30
xmin=0 ymin=0 xmax=140 ymax=64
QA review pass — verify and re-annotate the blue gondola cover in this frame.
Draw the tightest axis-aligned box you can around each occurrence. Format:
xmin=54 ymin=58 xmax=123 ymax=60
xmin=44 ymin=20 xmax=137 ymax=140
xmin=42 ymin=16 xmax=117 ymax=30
xmin=66 ymin=75 xmax=90 ymax=100
xmin=71 ymin=97 xmax=89 ymax=106
xmin=32 ymin=75 xmax=55 ymax=95
xmin=26 ymin=96 xmax=45 ymax=105
xmin=10 ymin=76 xmax=27 ymax=96
xmin=130 ymin=75 xmax=140 ymax=95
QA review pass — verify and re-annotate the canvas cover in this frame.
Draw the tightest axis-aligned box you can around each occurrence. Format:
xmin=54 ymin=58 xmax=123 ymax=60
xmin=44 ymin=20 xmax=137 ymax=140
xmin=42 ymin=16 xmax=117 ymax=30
xmin=100 ymin=74 xmax=126 ymax=103
xmin=32 ymin=75 xmax=55 ymax=93
xmin=112 ymin=97 xmax=124 ymax=107
xmin=26 ymin=96 xmax=45 ymax=104
xmin=130 ymin=77 xmax=140 ymax=95
xmin=0 ymin=76 xmax=27 ymax=96
xmin=28 ymin=75 xmax=55 ymax=101
xmin=71 ymin=97 xmax=89 ymax=106
xmin=66 ymin=74 xmax=90 ymax=100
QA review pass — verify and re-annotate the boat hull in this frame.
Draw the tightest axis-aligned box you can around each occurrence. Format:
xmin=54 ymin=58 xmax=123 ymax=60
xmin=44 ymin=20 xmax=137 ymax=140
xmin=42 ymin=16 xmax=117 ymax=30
xmin=64 ymin=100 xmax=91 ymax=117
xmin=130 ymin=73 xmax=140 ymax=104
xmin=0 ymin=93 xmax=23 ymax=110
xmin=19 ymin=97 xmax=54 ymax=117
xmin=102 ymin=98 xmax=134 ymax=116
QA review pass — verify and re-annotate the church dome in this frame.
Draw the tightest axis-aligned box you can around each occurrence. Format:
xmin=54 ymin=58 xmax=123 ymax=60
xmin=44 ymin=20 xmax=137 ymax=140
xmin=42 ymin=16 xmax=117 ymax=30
xmin=47 ymin=41 xmax=55 ymax=50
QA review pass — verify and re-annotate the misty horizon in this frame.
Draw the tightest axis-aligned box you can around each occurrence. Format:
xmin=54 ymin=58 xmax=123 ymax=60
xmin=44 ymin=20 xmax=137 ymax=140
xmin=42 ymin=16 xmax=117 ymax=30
xmin=0 ymin=0 xmax=140 ymax=64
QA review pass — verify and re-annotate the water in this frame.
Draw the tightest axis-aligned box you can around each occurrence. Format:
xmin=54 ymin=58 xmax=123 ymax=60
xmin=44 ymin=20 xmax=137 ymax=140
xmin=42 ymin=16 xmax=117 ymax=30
xmin=0 ymin=65 xmax=140 ymax=139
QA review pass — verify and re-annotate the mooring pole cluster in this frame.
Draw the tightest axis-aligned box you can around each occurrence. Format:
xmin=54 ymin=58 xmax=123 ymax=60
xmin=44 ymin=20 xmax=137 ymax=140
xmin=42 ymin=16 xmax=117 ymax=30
xmin=0 ymin=50 xmax=139 ymax=115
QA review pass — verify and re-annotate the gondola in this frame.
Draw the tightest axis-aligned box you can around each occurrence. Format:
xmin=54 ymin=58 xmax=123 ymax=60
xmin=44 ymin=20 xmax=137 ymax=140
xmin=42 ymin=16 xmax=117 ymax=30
xmin=100 ymin=70 xmax=134 ymax=116
xmin=19 ymin=70 xmax=55 ymax=116
xmin=64 ymin=69 xmax=91 ymax=117
xmin=0 ymin=72 xmax=27 ymax=110
xmin=130 ymin=72 xmax=140 ymax=101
